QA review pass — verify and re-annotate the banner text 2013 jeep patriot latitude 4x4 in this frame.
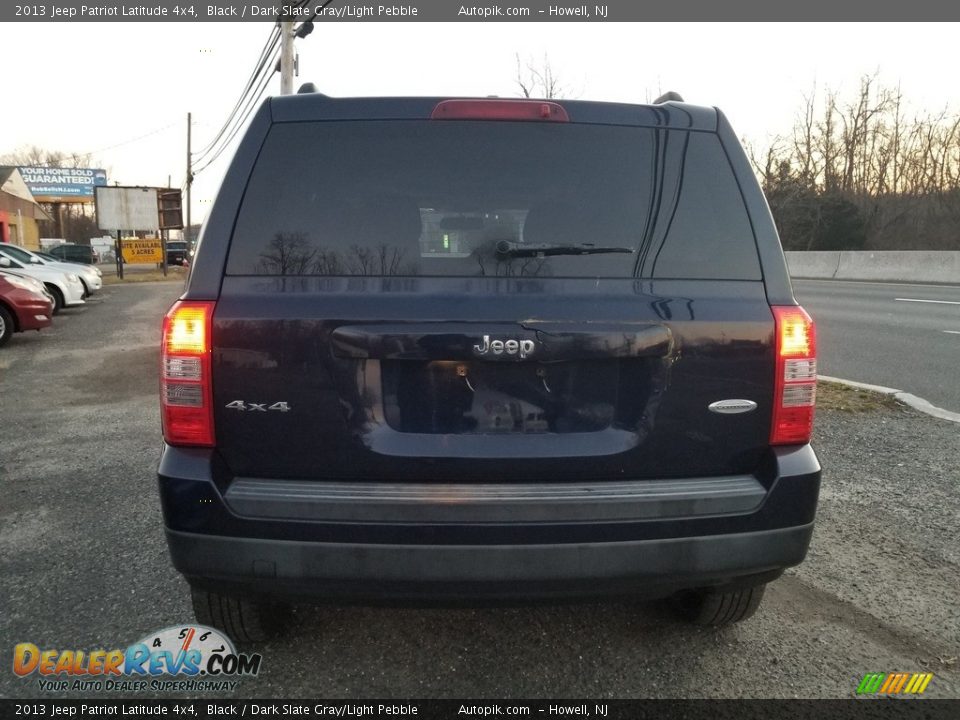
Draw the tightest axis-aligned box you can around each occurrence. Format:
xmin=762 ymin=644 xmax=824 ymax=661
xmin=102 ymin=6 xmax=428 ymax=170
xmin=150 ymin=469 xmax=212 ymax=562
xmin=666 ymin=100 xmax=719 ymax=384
xmin=158 ymin=92 xmax=820 ymax=641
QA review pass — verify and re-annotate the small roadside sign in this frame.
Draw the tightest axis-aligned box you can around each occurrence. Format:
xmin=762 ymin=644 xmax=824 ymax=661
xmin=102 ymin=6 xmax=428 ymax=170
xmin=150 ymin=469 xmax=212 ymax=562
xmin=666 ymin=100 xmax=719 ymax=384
xmin=121 ymin=237 xmax=163 ymax=264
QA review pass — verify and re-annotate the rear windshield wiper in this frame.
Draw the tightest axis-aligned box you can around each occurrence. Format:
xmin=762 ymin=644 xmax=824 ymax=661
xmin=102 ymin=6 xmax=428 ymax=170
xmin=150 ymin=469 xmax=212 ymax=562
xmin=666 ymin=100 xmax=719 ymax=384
xmin=495 ymin=240 xmax=635 ymax=258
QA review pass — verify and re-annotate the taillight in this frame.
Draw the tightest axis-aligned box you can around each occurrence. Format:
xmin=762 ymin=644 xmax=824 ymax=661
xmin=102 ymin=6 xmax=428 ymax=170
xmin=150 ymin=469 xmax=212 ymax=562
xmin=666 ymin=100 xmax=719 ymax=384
xmin=431 ymin=99 xmax=570 ymax=122
xmin=161 ymin=301 xmax=215 ymax=447
xmin=771 ymin=305 xmax=817 ymax=445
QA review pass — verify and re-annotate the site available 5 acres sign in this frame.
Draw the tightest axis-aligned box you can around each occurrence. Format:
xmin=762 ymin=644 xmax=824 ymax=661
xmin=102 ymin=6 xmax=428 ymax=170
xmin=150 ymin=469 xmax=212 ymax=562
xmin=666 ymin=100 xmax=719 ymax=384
xmin=121 ymin=238 xmax=162 ymax=264
xmin=19 ymin=167 xmax=107 ymax=202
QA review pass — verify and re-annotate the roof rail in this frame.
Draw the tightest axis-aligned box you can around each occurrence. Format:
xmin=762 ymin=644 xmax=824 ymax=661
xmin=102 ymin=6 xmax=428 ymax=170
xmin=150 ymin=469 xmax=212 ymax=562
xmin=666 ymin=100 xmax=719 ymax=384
xmin=297 ymin=83 xmax=326 ymax=95
xmin=653 ymin=91 xmax=684 ymax=103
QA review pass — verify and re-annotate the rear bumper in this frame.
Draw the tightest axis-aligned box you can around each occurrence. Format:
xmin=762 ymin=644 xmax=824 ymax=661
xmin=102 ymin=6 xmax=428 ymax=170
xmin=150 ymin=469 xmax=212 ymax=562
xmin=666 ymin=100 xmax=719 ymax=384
xmin=169 ymin=524 xmax=810 ymax=602
xmin=159 ymin=445 xmax=820 ymax=602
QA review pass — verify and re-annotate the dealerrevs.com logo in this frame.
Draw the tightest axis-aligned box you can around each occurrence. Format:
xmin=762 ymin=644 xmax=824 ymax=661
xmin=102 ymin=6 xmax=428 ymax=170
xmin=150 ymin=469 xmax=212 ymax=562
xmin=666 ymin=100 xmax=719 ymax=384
xmin=13 ymin=625 xmax=262 ymax=693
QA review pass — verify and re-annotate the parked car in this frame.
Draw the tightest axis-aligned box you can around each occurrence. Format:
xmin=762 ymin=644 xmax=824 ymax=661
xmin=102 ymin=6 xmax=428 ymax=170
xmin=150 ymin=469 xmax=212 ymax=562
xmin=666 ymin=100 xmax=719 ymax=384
xmin=166 ymin=241 xmax=190 ymax=266
xmin=0 ymin=249 xmax=85 ymax=313
xmin=0 ymin=245 xmax=102 ymax=297
xmin=46 ymin=243 xmax=98 ymax=265
xmin=158 ymin=92 xmax=820 ymax=640
xmin=35 ymin=250 xmax=105 ymax=293
xmin=0 ymin=270 xmax=55 ymax=346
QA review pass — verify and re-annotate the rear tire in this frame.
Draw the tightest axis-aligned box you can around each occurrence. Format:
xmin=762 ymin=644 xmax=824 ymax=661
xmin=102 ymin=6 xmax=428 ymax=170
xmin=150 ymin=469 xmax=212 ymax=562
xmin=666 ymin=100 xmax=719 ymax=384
xmin=675 ymin=583 xmax=766 ymax=626
xmin=190 ymin=587 xmax=291 ymax=643
xmin=0 ymin=305 xmax=14 ymax=347
xmin=45 ymin=284 xmax=63 ymax=315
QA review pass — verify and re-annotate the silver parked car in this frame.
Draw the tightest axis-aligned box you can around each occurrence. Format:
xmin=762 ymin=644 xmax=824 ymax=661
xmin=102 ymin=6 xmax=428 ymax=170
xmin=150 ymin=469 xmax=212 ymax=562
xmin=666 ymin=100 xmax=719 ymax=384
xmin=0 ymin=249 xmax=85 ymax=314
xmin=0 ymin=245 xmax=102 ymax=297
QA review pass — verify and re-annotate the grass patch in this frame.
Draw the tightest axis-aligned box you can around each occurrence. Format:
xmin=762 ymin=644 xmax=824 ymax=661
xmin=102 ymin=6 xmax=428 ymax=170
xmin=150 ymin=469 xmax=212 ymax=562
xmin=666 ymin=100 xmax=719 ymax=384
xmin=817 ymin=380 xmax=902 ymax=413
xmin=101 ymin=266 xmax=188 ymax=285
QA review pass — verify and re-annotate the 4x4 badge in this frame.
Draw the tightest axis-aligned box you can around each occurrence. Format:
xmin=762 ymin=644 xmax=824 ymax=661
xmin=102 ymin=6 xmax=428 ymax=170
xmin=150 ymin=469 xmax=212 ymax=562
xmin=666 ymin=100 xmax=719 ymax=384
xmin=708 ymin=399 xmax=757 ymax=414
xmin=225 ymin=400 xmax=291 ymax=412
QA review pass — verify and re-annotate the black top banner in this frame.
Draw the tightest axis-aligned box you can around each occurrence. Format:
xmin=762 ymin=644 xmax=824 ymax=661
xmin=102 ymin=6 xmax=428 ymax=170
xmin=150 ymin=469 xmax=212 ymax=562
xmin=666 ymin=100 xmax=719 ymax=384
xmin=4 ymin=0 xmax=960 ymax=22
xmin=3 ymin=700 xmax=960 ymax=720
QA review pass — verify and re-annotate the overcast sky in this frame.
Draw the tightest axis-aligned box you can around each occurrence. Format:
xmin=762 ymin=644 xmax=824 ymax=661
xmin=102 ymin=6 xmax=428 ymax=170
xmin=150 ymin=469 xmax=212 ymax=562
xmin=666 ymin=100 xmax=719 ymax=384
xmin=3 ymin=22 xmax=959 ymax=223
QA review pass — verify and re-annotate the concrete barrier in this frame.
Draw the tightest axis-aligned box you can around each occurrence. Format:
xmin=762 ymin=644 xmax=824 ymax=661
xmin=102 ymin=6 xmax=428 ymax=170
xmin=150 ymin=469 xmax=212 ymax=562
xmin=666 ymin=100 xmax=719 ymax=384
xmin=785 ymin=251 xmax=960 ymax=283
xmin=784 ymin=252 xmax=842 ymax=279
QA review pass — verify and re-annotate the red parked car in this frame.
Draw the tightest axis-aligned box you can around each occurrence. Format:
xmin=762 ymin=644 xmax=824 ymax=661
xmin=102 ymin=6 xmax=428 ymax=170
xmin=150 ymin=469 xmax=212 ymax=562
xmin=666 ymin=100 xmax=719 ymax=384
xmin=0 ymin=270 xmax=55 ymax=347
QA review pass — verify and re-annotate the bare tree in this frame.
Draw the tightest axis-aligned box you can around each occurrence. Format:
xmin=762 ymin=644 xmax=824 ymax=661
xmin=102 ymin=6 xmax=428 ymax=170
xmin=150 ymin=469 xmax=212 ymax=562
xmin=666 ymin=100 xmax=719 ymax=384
xmin=256 ymin=233 xmax=318 ymax=275
xmin=750 ymin=74 xmax=960 ymax=251
xmin=515 ymin=53 xmax=568 ymax=99
xmin=0 ymin=145 xmax=96 ymax=169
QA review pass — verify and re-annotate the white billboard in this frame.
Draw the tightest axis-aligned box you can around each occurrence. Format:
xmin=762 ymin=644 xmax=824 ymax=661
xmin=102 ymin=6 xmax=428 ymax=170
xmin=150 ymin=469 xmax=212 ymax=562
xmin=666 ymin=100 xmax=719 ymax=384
xmin=95 ymin=186 xmax=159 ymax=232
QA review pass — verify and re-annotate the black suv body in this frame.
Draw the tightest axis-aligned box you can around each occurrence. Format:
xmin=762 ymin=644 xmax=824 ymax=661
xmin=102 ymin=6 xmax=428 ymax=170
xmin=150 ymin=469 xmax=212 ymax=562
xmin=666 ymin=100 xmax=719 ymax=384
xmin=158 ymin=94 xmax=820 ymax=637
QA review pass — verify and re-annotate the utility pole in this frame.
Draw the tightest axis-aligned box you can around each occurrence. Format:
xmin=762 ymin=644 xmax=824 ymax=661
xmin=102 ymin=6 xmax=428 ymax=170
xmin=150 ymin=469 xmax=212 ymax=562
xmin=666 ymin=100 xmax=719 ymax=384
xmin=161 ymin=174 xmax=171 ymax=278
xmin=186 ymin=112 xmax=192 ymax=244
xmin=280 ymin=20 xmax=295 ymax=95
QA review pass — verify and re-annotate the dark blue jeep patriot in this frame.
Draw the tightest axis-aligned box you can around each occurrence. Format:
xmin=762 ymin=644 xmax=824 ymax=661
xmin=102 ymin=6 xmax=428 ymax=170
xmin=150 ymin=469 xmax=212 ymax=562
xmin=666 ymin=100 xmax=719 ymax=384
xmin=158 ymin=91 xmax=820 ymax=640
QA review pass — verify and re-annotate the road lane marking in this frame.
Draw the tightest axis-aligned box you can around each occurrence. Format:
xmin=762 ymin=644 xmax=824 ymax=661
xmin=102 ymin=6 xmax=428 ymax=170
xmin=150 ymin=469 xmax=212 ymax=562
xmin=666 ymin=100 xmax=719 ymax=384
xmin=895 ymin=298 xmax=960 ymax=305
xmin=944 ymin=331 xmax=960 ymax=335
xmin=796 ymin=279 xmax=960 ymax=290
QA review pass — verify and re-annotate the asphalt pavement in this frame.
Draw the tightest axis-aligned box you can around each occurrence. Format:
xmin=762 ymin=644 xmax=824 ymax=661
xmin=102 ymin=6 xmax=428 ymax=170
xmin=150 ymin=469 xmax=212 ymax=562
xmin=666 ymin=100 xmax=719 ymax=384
xmin=1 ymin=281 xmax=957 ymax=700
xmin=794 ymin=279 xmax=960 ymax=413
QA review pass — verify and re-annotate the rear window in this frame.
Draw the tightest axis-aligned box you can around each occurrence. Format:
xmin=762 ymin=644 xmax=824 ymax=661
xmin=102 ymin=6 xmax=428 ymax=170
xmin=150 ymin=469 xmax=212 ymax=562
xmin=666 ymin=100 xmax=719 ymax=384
xmin=226 ymin=121 xmax=760 ymax=280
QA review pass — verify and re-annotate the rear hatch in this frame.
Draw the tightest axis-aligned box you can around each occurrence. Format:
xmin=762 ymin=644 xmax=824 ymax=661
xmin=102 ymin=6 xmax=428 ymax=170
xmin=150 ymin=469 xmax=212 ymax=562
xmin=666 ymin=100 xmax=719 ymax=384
xmin=211 ymin=107 xmax=775 ymax=482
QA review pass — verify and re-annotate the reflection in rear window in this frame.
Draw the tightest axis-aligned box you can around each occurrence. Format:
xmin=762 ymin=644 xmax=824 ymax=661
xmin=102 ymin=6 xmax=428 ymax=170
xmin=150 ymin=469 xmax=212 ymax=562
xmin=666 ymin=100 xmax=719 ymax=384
xmin=226 ymin=121 xmax=760 ymax=280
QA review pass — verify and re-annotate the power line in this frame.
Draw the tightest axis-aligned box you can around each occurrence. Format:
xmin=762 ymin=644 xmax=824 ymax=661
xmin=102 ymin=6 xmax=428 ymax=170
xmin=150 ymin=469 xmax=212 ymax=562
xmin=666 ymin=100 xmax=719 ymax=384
xmin=192 ymin=20 xmax=283 ymax=156
xmin=77 ymin=122 xmax=179 ymax=159
xmin=192 ymin=45 xmax=279 ymax=176
xmin=193 ymin=1 xmax=314 ymax=162
xmin=191 ymin=24 xmax=280 ymax=162
xmin=192 ymin=2 xmax=324 ymax=177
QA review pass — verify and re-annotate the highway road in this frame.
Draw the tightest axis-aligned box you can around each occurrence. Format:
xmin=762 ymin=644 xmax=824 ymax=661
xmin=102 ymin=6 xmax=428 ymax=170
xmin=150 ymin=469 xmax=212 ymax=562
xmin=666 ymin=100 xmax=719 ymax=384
xmin=793 ymin=279 xmax=960 ymax=414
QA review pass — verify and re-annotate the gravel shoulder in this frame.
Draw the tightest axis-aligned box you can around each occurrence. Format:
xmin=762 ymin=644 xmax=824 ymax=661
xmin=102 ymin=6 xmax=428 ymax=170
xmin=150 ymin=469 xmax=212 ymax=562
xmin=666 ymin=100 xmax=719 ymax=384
xmin=1 ymin=284 xmax=957 ymax=699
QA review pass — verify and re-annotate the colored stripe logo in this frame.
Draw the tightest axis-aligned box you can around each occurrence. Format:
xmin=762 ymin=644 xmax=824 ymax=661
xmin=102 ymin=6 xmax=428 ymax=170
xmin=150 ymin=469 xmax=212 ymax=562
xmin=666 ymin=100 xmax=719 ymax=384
xmin=857 ymin=672 xmax=934 ymax=695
